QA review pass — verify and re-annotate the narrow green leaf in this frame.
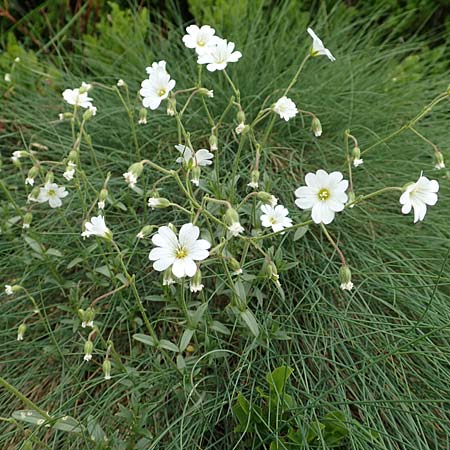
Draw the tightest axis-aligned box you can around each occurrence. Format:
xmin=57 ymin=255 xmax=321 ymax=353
xmin=133 ymin=333 xmax=157 ymax=347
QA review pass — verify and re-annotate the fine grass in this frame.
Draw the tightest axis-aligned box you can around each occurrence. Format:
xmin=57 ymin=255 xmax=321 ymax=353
xmin=1 ymin=1 xmax=450 ymax=449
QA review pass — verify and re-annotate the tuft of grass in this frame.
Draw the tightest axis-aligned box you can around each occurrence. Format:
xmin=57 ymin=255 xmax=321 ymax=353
xmin=1 ymin=1 xmax=450 ymax=449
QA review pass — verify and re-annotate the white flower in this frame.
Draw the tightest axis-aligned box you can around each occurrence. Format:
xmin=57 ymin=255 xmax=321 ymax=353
xmin=117 ymin=79 xmax=125 ymax=87
xmin=175 ymin=145 xmax=214 ymax=166
xmin=84 ymin=353 xmax=92 ymax=362
xmin=148 ymin=197 xmax=162 ymax=208
xmin=81 ymin=81 xmax=92 ymax=91
xmin=182 ymin=25 xmax=219 ymax=55
xmin=23 ymin=223 xmax=30 ymax=230
xmin=294 ymin=170 xmax=348 ymax=224
xmin=88 ymin=105 xmax=97 ymax=116
xmin=25 ymin=177 xmax=35 ymax=186
xmin=235 ymin=123 xmax=246 ymax=134
xmin=11 ymin=151 xmax=22 ymax=163
xmin=435 ymin=162 xmax=445 ymax=170
xmin=140 ymin=61 xmax=176 ymax=110
xmin=37 ymin=182 xmax=68 ymax=208
xmin=353 ymin=158 xmax=364 ymax=168
xmin=260 ymin=204 xmax=293 ymax=232
xmin=149 ymin=223 xmax=210 ymax=278
xmin=136 ymin=232 xmax=145 ymax=239
xmin=98 ymin=200 xmax=105 ymax=210
xmin=63 ymin=169 xmax=75 ymax=181
xmin=62 ymin=88 xmax=93 ymax=108
xmin=273 ymin=97 xmax=298 ymax=121
xmin=123 ymin=171 xmax=138 ymax=188
xmin=197 ymin=39 xmax=242 ymax=72
xmin=399 ymin=174 xmax=439 ymax=223
xmin=58 ymin=113 xmax=65 ymax=121
xmin=190 ymin=281 xmax=204 ymax=293
xmin=138 ymin=117 xmax=147 ymax=125
xmin=5 ymin=285 xmax=13 ymax=295
xmin=269 ymin=195 xmax=278 ymax=207
xmin=307 ymin=27 xmax=336 ymax=62
xmin=247 ymin=181 xmax=259 ymax=189
xmin=340 ymin=281 xmax=354 ymax=291
xmin=206 ymin=89 xmax=214 ymax=98
xmin=4 ymin=73 xmax=11 ymax=83
xmin=81 ymin=215 xmax=111 ymax=239
xmin=228 ymin=222 xmax=245 ymax=237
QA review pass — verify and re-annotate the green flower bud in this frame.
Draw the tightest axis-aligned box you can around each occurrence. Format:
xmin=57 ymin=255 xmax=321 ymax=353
xmin=17 ymin=323 xmax=27 ymax=341
xmin=138 ymin=107 xmax=147 ymax=125
xmin=84 ymin=340 xmax=94 ymax=361
xmin=27 ymin=166 xmax=39 ymax=180
xmin=311 ymin=116 xmax=322 ymax=137
xmin=352 ymin=146 xmax=361 ymax=160
xmin=22 ymin=212 xmax=32 ymax=230
xmin=191 ymin=166 xmax=201 ymax=186
xmin=237 ymin=110 xmax=246 ymax=124
xmin=229 ymin=257 xmax=242 ymax=275
xmin=224 ymin=208 xmax=240 ymax=226
xmin=339 ymin=266 xmax=353 ymax=291
xmin=45 ymin=171 xmax=54 ymax=183
xmin=99 ymin=188 xmax=108 ymax=202
xmin=190 ymin=269 xmax=204 ymax=293
xmin=147 ymin=197 xmax=171 ymax=209
xmin=102 ymin=358 xmax=112 ymax=380
xmin=209 ymin=134 xmax=218 ymax=151
xmin=434 ymin=151 xmax=445 ymax=170
xmin=257 ymin=192 xmax=278 ymax=207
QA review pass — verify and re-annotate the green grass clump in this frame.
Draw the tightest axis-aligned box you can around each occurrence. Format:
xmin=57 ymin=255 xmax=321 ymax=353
xmin=1 ymin=2 xmax=450 ymax=449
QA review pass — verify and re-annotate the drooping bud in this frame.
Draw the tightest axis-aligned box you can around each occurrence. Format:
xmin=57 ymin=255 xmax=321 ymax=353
xmin=339 ymin=265 xmax=353 ymax=291
xmin=163 ymin=267 xmax=175 ymax=286
xmin=45 ymin=171 xmax=54 ymax=183
xmin=147 ymin=196 xmax=171 ymax=209
xmin=17 ymin=323 xmax=27 ymax=341
xmin=5 ymin=284 xmax=21 ymax=295
xmin=22 ymin=212 xmax=32 ymax=230
xmin=237 ymin=110 xmax=246 ymax=124
xmin=190 ymin=269 xmax=204 ymax=293
xmin=229 ymin=257 xmax=243 ymax=275
xmin=25 ymin=166 xmax=39 ymax=186
xmin=28 ymin=187 xmax=40 ymax=203
xmin=83 ymin=106 xmax=97 ymax=120
xmin=190 ymin=166 xmax=201 ymax=186
xmin=224 ymin=208 xmax=244 ymax=237
xmin=247 ymin=170 xmax=259 ymax=189
xmin=198 ymin=88 xmax=214 ymax=98
xmin=265 ymin=261 xmax=280 ymax=286
xmin=123 ymin=162 xmax=144 ymax=188
xmin=102 ymin=358 xmax=112 ymax=380
xmin=138 ymin=107 xmax=147 ymax=125
xmin=136 ymin=225 xmax=154 ymax=240
xmin=347 ymin=191 xmax=356 ymax=208
xmin=209 ymin=134 xmax=218 ymax=151
xmin=434 ymin=151 xmax=445 ymax=170
xmin=83 ymin=340 xmax=94 ymax=362
xmin=311 ymin=116 xmax=322 ymax=137
xmin=98 ymin=188 xmax=108 ymax=210
xmin=352 ymin=146 xmax=363 ymax=167
xmin=257 ymin=192 xmax=278 ymax=207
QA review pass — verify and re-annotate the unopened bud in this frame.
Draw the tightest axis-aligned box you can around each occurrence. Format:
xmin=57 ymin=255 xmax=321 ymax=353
xmin=229 ymin=257 xmax=242 ymax=275
xmin=257 ymin=192 xmax=278 ymax=207
xmin=339 ymin=266 xmax=353 ymax=291
xmin=224 ymin=208 xmax=240 ymax=226
xmin=265 ymin=261 xmax=280 ymax=285
xmin=209 ymin=134 xmax=218 ymax=151
xmin=247 ymin=170 xmax=259 ymax=189
xmin=23 ymin=212 xmax=32 ymax=230
xmin=191 ymin=166 xmax=201 ymax=186
xmin=99 ymin=188 xmax=108 ymax=202
xmin=5 ymin=284 xmax=21 ymax=295
xmin=167 ymin=98 xmax=176 ymax=116
xmin=199 ymin=88 xmax=214 ymax=98
xmin=84 ymin=340 xmax=94 ymax=361
xmin=102 ymin=359 xmax=112 ymax=380
xmin=147 ymin=197 xmax=171 ymax=209
xmin=190 ymin=269 xmax=204 ymax=293
xmin=237 ymin=110 xmax=246 ymax=124
xmin=83 ymin=106 xmax=97 ymax=120
xmin=347 ymin=191 xmax=356 ymax=208
xmin=28 ymin=187 xmax=40 ymax=202
xmin=136 ymin=225 xmax=154 ymax=239
xmin=17 ymin=323 xmax=27 ymax=341
xmin=45 ymin=171 xmax=54 ymax=183
xmin=311 ymin=116 xmax=322 ymax=137
xmin=434 ymin=151 xmax=445 ymax=170
xmin=138 ymin=107 xmax=147 ymax=125
xmin=163 ymin=267 xmax=175 ymax=285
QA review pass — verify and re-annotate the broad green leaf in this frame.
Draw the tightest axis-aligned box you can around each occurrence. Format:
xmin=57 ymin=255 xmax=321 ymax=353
xmin=293 ymin=225 xmax=309 ymax=241
xmin=159 ymin=339 xmax=179 ymax=352
xmin=179 ymin=328 xmax=195 ymax=352
xmin=24 ymin=236 xmax=43 ymax=254
xmin=46 ymin=248 xmax=63 ymax=257
xmin=12 ymin=410 xmax=82 ymax=433
xmin=266 ymin=366 xmax=294 ymax=397
xmin=133 ymin=333 xmax=157 ymax=347
xmin=210 ymin=321 xmax=231 ymax=335
xmin=240 ymin=309 xmax=259 ymax=337
xmin=87 ymin=415 xmax=107 ymax=442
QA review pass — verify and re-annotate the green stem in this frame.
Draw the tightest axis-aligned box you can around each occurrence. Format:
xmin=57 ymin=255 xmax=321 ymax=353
xmin=320 ymin=224 xmax=346 ymax=267
xmin=347 ymin=186 xmax=403 ymax=208
xmin=283 ymin=53 xmax=310 ymax=97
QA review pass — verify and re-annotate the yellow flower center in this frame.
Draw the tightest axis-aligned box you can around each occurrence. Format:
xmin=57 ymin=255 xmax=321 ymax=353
xmin=198 ymin=40 xmax=205 ymax=47
xmin=48 ymin=189 xmax=56 ymax=197
xmin=318 ymin=188 xmax=330 ymax=201
xmin=158 ymin=89 xmax=166 ymax=97
xmin=175 ymin=246 xmax=188 ymax=259
xmin=269 ymin=217 xmax=277 ymax=224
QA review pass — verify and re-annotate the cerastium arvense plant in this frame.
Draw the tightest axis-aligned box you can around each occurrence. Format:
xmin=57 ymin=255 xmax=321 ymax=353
xmin=3 ymin=23 xmax=448 ymax=438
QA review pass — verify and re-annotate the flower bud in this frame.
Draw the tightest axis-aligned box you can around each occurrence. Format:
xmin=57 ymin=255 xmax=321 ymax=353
xmin=79 ymin=82 xmax=92 ymax=94
xmin=4 ymin=73 xmax=11 ymax=83
xmin=102 ymin=358 xmax=112 ymax=380
xmin=83 ymin=106 xmax=97 ymax=120
xmin=167 ymin=98 xmax=176 ymax=116
xmin=99 ymin=188 xmax=108 ymax=202
xmin=163 ymin=267 xmax=175 ymax=286
xmin=83 ymin=340 xmax=94 ymax=362
xmin=229 ymin=257 xmax=242 ymax=275
xmin=339 ymin=266 xmax=353 ymax=291
xmin=5 ymin=284 xmax=21 ymax=295
xmin=168 ymin=223 xmax=177 ymax=233
xmin=257 ymin=191 xmax=278 ymax=207
xmin=190 ymin=270 xmax=204 ymax=293
xmin=138 ymin=107 xmax=147 ymax=125
xmin=23 ymin=212 xmax=32 ymax=230
xmin=247 ymin=170 xmax=259 ymax=189
xmin=209 ymin=134 xmax=218 ymax=151
xmin=84 ymin=308 xmax=95 ymax=328
xmin=17 ymin=323 xmax=27 ymax=341
xmin=347 ymin=191 xmax=356 ymax=208
xmin=136 ymin=225 xmax=154 ymax=240
xmin=45 ymin=171 xmax=54 ymax=183
xmin=28 ymin=187 xmax=40 ymax=202
xmin=123 ymin=162 xmax=144 ymax=188
xmin=434 ymin=151 xmax=445 ymax=170
xmin=224 ymin=208 xmax=240 ymax=226
xmin=352 ymin=146 xmax=363 ymax=167
xmin=147 ymin=196 xmax=170 ymax=209
xmin=26 ymin=166 xmax=39 ymax=186
xmin=237 ymin=110 xmax=246 ymax=124
xmin=190 ymin=166 xmax=201 ymax=186
xmin=311 ymin=116 xmax=322 ymax=137
xmin=59 ymin=112 xmax=73 ymax=121
xmin=117 ymin=79 xmax=126 ymax=87
xmin=265 ymin=261 xmax=280 ymax=285
xmin=199 ymin=88 xmax=214 ymax=98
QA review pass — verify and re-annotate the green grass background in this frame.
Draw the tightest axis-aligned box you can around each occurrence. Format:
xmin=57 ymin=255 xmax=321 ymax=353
xmin=1 ymin=1 xmax=450 ymax=449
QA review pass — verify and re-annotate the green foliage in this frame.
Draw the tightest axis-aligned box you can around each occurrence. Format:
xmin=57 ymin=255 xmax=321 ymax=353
xmin=233 ymin=366 xmax=351 ymax=448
